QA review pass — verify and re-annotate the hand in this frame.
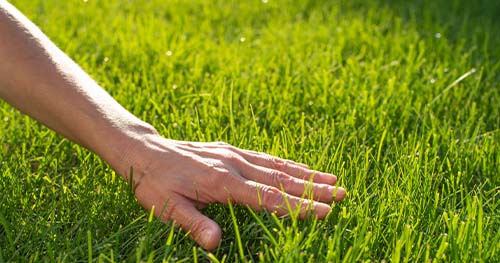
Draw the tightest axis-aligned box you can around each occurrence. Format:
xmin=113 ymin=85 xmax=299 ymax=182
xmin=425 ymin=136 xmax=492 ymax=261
xmin=119 ymin=134 xmax=346 ymax=250
xmin=0 ymin=2 xmax=346 ymax=252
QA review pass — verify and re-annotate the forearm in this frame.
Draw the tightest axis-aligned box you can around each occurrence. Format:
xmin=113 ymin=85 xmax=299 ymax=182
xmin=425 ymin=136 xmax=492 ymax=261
xmin=0 ymin=2 xmax=156 ymax=176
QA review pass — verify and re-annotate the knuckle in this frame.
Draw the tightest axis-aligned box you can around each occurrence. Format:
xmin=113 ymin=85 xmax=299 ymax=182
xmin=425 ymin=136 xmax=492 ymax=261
xmin=205 ymin=159 xmax=221 ymax=171
xmin=219 ymin=142 xmax=239 ymax=153
xmin=272 ymin=158 xmax=288 ymax=171
xmin=186 ymin=217 xmax=206 ymax=235
xmin=184 ymin=142 xmax=197 ymax=148
xmin=223 ymin=152 xmax=237 ymax=162
xmin=261 ymin=153 xmax=273 ymax=162
xmin=269 ymin=170 xmax=290 ymax=188
xmin=225 ymin=144 xmax=238 ymax=152
xmin=223 ymin=151 xmax=243 ymax=163
xmin=210 ymin=168 xmax=230 ymax=185
xmin=260 ymin=186 xmax=283 ymax=207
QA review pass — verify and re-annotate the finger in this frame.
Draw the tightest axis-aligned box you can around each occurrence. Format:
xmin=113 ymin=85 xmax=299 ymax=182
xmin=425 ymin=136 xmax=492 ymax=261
xmin=237 ymin=162 xmax=345 ymax=203
xmin=231 ymin=148 xmax=309 ymax=168
xmin=244 ymin=150 xmax=310 ymax=169
xmin=175 ymin=142 xmax=310 ymax=170
xmin=170 ymin=197 xmax=222 ymax=251
xmin=229 ymin=180 xmax=332 ymax=219
xmin=231 ymin=149 xmax=337 ymax=185
xmin=139 ymin=190 xmax=221 ymax=251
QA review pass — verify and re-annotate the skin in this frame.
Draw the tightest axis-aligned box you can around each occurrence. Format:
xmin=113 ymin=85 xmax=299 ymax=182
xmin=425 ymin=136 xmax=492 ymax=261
xmin=0 ymin=2 xmax=346 ymax=250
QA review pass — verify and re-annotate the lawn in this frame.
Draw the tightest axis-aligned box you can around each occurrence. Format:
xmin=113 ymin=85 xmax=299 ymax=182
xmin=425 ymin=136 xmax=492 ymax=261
xmin=1 ymin=0 xmax=499 ymax=262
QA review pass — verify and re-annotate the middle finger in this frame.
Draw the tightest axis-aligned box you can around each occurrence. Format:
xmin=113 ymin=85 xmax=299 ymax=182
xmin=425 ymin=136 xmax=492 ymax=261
xmin=235 ymin=161 xmax=345 ymax=203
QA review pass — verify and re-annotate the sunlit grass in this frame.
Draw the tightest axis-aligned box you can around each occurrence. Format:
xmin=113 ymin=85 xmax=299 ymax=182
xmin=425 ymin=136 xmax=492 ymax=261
xmin=1 ymin=0 xmax=499 ymax=262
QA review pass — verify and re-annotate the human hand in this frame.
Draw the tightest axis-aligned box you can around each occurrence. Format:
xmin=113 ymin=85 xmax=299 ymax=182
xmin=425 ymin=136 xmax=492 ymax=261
xmin=0 ymin=1 xmax=346 ymax=251
xmin=115 ymin=134 xmax=346 ymax=250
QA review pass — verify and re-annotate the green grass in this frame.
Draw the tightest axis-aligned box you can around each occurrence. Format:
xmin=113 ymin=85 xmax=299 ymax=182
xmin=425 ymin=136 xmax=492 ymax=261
xmin=1 ymin=0 xmax=500 ymax=262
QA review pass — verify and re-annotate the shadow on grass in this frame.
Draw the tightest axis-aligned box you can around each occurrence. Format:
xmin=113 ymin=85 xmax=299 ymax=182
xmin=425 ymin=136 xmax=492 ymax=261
xmin=372 ymin=0 xmax=499 ymax=42
xmin=302 ymin=0 xmax=499 ymax=47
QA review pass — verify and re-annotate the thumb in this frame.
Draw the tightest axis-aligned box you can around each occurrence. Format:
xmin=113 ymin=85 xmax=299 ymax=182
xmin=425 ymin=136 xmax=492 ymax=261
xmin=172 ymin=197 xmax=222 ymax=251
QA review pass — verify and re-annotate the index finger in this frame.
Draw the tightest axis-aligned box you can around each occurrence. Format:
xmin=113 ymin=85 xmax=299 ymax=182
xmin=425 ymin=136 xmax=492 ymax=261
xmin=231 ymin=149 xmax=338 ymax=185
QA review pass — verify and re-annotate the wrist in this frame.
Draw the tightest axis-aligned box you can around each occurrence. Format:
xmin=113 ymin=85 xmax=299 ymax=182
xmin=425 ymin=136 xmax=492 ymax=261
xmin=94 ymin=118 xmax=160 ymax=180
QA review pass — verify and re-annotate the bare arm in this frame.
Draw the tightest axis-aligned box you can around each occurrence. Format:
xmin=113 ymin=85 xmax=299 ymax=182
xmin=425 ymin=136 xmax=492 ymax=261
xmin=0 ymin=2 xmax=345 ymax=250
xmin=0 ymin=1 xmax=154 ymax=170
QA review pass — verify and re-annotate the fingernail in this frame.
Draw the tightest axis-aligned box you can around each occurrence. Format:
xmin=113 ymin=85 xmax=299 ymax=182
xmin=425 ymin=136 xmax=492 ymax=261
xmin=199 ymin=228 xmax=216 ymax=249
xmin=319 ymin=173 xmax=337 ymax=184
xmin=332 ymin=187 xmax=346 ymax=201
xmin=316 ymin=203 xmax=332 ymax=218
xmin=329 ymin=175 xmax=338 ymax=185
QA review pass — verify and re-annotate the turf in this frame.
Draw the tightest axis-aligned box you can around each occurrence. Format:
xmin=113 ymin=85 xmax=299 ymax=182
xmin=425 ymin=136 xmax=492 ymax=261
xmin=1 ymin=0 xmax=499 ymax=262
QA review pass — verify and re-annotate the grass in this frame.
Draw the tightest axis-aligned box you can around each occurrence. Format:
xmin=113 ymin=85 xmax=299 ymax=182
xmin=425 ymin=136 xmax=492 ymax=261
xmin=1 ymin=0 xmax=500 ymax=262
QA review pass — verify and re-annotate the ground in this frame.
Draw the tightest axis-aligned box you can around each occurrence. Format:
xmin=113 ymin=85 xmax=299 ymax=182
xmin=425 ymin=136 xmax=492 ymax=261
xmin=0 ymin=0 xmax=499 ymax=262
